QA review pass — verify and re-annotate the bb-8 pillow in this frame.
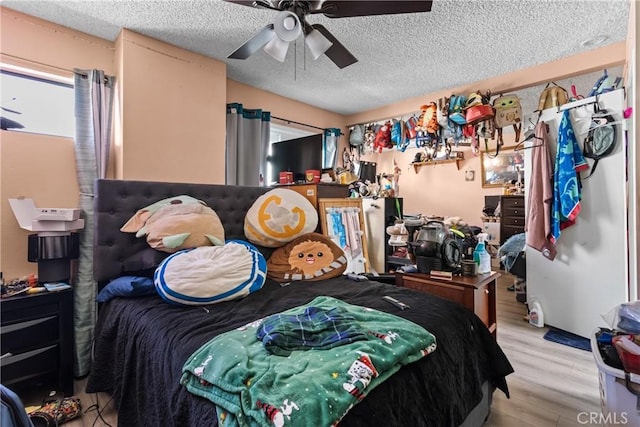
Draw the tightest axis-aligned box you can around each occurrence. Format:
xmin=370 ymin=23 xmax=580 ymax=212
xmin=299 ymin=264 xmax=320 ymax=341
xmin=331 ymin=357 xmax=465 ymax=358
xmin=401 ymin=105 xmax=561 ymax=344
xmin=244 ymin=188 xmax=318 ymax=248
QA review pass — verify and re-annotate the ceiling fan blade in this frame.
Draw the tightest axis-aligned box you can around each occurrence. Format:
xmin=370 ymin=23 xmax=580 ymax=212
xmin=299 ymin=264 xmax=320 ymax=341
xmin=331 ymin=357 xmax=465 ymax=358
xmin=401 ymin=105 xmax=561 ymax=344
xmin=318 ymin=1 xmax=433 ymax=18
xmin=228 ymin=25 xmax=276 ymax=59
xmin=311 ymin=24 xmax=357 ymax=69
xmin=223 ymin=0 xmax=257 ymax=6
xmin=1 ymin=106 xmax=22 ymax=115
xmin=222 ymin=0 xmax=279 ymax=10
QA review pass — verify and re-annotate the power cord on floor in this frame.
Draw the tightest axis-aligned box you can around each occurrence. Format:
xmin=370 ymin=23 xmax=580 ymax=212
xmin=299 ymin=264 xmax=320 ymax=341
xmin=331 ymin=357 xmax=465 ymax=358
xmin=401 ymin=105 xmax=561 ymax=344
xmin=84 ymin=392 xmax=114 ymax=427
xmin=86 ymin=337 xmax=114 ymax=426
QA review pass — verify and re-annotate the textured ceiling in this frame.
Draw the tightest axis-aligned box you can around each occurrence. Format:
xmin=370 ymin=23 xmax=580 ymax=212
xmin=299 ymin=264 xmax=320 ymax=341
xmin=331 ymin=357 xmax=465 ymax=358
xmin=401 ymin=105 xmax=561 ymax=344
xmin=2 ymin=0 xmax=630 ymax=116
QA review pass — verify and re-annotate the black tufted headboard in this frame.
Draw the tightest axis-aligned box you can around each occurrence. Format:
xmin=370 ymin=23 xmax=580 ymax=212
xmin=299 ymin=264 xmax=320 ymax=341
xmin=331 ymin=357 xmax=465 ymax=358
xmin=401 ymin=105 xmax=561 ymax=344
xmin=93 ymin=179 xmax=270 ymax=285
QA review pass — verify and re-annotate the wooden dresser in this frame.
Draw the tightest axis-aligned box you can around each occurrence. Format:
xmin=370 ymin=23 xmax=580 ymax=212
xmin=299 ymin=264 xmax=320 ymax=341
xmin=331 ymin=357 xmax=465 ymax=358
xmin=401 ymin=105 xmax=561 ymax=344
xmin=500 ymin=195 xmax=525 ymax=245
xmin=395 ymin=271 xmax=499 ymax=339
xmin=279 ymin=183 xmax=349 ymax=209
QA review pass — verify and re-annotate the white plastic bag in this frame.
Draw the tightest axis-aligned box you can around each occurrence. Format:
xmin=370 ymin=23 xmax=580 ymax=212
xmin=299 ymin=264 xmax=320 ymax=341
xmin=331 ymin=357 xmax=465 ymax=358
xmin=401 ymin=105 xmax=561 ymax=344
xmin=602 ymin=301 xmax=640 ymax=333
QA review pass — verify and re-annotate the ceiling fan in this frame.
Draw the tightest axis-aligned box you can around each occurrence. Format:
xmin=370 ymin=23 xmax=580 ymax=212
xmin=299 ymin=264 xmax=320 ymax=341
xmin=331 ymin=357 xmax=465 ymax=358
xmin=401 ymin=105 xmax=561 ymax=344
xmin=225 ymin=1 xmax=433 ymax=69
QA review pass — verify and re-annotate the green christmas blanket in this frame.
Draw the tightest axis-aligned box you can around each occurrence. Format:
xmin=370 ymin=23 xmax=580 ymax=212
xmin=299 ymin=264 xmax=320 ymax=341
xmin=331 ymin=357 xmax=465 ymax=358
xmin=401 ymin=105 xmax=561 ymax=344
xmin=181 ymin=296 xmax=437 ymax=427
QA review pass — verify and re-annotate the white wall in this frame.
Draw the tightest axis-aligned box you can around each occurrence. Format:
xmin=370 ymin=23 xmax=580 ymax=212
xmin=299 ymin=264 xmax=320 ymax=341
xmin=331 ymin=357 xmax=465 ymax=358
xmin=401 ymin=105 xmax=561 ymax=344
xmin=525 ymin=89 xmax=629 ymax=338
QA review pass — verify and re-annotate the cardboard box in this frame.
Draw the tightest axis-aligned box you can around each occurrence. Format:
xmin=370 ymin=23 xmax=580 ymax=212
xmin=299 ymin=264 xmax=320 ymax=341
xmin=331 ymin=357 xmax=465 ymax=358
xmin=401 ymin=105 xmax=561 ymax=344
xmin=8 ymin=198 xmax=84 ymax=232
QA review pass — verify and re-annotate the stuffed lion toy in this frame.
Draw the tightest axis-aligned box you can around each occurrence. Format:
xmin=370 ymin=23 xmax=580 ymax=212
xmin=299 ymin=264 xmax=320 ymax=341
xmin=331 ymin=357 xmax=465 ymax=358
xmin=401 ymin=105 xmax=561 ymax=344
xmin=120 ymin=195 xmax=225 ymax=253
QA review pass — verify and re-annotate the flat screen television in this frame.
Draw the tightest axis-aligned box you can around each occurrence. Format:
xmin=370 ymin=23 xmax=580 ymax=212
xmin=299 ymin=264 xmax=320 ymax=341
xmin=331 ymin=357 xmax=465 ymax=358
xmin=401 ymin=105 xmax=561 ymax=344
xmin=269 ymin=134 xmax=323 ymax=184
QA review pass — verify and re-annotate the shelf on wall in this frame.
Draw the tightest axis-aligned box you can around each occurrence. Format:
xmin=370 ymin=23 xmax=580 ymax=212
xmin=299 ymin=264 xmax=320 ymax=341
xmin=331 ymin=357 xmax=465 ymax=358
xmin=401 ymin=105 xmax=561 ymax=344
xmin=411 ymin=158 xmax=463 ymax=172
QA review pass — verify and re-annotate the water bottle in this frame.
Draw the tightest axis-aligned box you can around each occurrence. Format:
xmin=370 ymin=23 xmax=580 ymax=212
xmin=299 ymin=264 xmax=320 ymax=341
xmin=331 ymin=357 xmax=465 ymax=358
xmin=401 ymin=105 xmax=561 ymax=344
xmin=474 ymin=233 xmax=491 ymax=274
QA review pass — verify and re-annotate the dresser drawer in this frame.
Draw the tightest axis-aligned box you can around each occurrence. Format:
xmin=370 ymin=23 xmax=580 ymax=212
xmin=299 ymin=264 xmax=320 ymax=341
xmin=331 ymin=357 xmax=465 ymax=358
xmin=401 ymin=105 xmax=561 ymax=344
xmin=502 ymin=216 xmax=525 ymax=227
xmin=502 ymin=225 xmax=524 ymax=242
xmin=397 ymin=272 xmax=499 ymax=339
xmin=502 ymin=197 xmax=524 ymax=209
xmin=1 ymin=300 xmax=59 ymax=324
xmin=503 ymin=206 xmax=525 ymax=218
xmin=402 ymin=278 xmax=468 ymax=307
xmin=1 ymin=344 xmax=59 ymax=384
xmin=1 ymin=315 xmax=59 ymax=354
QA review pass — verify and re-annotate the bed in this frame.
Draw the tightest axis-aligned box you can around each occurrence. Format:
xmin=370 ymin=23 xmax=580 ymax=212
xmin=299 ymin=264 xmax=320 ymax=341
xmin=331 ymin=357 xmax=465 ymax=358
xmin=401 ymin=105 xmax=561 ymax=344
xmin=86 ymin=178 xmax=513 ymax=427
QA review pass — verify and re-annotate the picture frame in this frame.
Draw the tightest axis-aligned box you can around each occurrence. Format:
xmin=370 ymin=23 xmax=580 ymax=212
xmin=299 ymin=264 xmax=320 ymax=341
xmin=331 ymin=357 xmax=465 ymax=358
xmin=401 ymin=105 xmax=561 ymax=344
xmin=480 ymin=146 xmax=525 ymax=188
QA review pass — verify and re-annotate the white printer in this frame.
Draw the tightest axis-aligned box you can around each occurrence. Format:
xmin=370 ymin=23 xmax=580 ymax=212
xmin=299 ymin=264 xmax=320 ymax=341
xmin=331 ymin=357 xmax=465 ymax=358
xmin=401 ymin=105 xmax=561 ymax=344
xmin=9 ymin=198 xmax=83 ymax=232
xmin=8 ymin=197 xmax=83 ymax=283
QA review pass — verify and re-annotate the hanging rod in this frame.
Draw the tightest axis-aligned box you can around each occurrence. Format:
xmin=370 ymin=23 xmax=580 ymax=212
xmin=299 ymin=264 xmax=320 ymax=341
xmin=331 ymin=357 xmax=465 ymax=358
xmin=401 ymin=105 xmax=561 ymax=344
xmin=558 ymin=95 xmax=601 ymax=112
xmin=271 ymin=116 xmax=326 ymax=132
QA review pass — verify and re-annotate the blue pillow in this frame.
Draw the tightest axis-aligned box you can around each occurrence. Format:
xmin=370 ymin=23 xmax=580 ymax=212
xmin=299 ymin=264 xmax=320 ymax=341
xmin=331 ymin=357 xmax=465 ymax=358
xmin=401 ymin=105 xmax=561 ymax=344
xmin=96 ymin=276 xmax=157 ymax=303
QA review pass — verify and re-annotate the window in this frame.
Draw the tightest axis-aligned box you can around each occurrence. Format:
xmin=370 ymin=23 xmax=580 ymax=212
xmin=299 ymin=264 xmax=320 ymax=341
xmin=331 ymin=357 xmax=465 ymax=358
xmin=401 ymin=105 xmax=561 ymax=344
xmin=266 ymin=123 xmax=315 ymax=185
xmin=1 ymin=66 xmax=74 ymax=138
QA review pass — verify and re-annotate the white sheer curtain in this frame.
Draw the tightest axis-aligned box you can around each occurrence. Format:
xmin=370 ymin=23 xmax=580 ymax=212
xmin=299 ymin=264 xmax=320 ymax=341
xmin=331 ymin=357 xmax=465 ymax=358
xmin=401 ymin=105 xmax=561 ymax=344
xmin=323 ymin=128 xmax=342 ymax=169
xmin=226 ymin=103 xmax=271 ymax=186
xmin=73 ymin=69 xmax=115 ymax=376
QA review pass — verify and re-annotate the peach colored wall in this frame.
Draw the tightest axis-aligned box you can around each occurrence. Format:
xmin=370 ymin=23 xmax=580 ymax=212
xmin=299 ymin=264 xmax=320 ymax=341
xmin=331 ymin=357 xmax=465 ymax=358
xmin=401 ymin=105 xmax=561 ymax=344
xmin=113 ymin=33 xmax=125 ymax=180
xmin=0 ymin=8 xmax=115 ymax=76
xmin=116 ymin=29 xmax=227 ymax=183
xmin=1 ymin=133 xmax=80 ymax=279
xmin=357 ymin=144 xmax=505 ymax=224
xmin=227 ymin=79 xmax=348 ymax=156
xmin=1 ymin=7 xmax=114 ymax=279
xmin=347 ymin=43 xmax=626 ymax=225
xmin=227 ymin=79 xmax=346 ymax=130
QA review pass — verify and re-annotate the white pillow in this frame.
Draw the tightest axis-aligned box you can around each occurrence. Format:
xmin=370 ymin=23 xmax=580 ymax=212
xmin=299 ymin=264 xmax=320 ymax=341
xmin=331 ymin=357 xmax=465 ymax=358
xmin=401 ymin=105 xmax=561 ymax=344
xmin=154 ymin=240 xmax=267 ymax=305
xmin=244 ymin=188 xmax=318 ymax=248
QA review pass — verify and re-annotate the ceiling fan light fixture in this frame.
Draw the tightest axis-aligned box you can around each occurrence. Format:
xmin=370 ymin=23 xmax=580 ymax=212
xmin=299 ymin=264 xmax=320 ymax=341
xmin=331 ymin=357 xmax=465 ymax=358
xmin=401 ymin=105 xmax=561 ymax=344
xmin=273 ymin=10 xmax=301 ymax=42
xmin=305 ymin=28 xmax=333 ymax=60
xmin=263 ymin=36 xmax=290 ymax=62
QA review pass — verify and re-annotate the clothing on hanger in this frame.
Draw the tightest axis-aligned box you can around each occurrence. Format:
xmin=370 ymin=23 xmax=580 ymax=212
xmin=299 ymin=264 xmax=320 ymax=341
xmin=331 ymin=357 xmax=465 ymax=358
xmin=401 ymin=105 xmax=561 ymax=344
xmin=525 ymin=121 xmax=556 ymax=261
xmin=550 ymin=110 xmax=588 ymax=244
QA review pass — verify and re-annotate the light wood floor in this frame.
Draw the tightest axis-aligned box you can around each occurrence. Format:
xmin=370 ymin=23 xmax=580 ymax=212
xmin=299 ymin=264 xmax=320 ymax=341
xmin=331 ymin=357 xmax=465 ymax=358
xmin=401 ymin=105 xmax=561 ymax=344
xmin=25 ymin=270 xmax=601 ymax=427
xmin=484 ymin=272 xmax=601 ymax=427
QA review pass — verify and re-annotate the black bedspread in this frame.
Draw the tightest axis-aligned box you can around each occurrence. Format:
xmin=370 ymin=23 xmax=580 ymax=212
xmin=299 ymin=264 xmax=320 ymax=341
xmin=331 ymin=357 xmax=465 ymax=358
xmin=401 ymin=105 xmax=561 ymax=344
xmin=86 ymin=276 xmax=513 ymax=427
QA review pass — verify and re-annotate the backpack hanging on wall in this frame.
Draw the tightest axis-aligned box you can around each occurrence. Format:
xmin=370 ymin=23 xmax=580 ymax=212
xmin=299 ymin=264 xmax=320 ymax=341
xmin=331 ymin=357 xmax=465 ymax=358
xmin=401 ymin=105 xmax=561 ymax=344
xmin=349 ymin=124 xmax=365 ymax=146
xmin=447 ymin=95 xmax=467 ymax=144
xmin=363 ymin=124 xmax=376 ymax=153
xmin=587 ymin=69 xmax=622 ymax=98
xmin=465 ymin=91 xmax=494 ymax=126
xmin=414 ymin=102 xmax=439 ymax=148
xmin=448 ymin=95 xmax=467 ymax=125
xmin=536 ymin=82 xmax=569 ymax=113
xmin=437 ymin=96 xmax=450 ymax=127
xmin=373 ymin=120 xmax=393 ymax=153
xmin=405 ymin=116 xmax=418 ymax=141
xmin=582 ymin=106 xmax=617 ymax=179
xmin=476 ymin=118 xmax=495 ymax=156
xmin=419 ymin=102 xmax=440 ymax=136
xmin=493 ymin=94 xmax=522 ymax=142
xmin=390 ymin=119 xmax=404 ymax=150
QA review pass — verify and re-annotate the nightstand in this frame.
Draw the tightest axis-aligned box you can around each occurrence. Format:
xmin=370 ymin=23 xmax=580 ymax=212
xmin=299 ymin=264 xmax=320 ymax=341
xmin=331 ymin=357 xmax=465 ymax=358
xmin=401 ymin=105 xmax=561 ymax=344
xmin=395 ymin=271 xmax=499 ymax=339
xmin=0 ymin=288 xmax=74 ymax=396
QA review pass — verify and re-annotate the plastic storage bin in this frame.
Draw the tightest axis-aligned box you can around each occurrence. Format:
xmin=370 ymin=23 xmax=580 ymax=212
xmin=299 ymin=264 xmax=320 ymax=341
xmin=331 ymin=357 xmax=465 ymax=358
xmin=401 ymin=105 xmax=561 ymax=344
xmin=591 ymin=330 xmax=640 ymax=425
